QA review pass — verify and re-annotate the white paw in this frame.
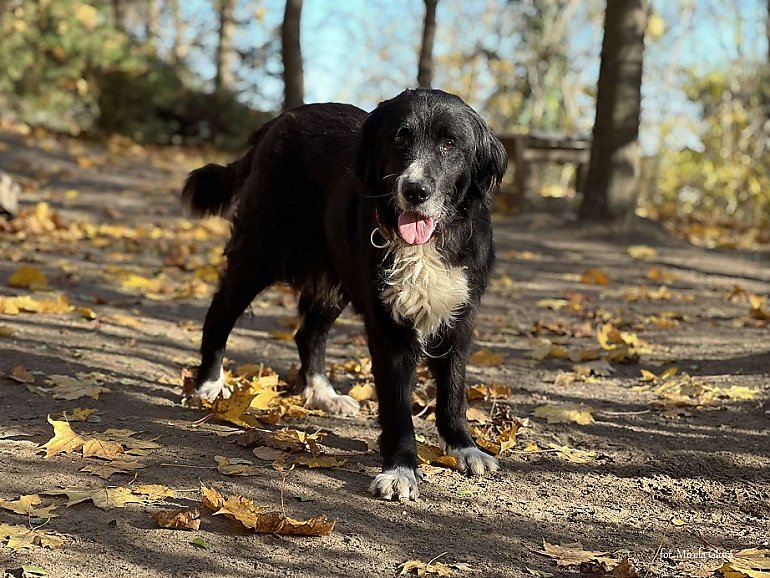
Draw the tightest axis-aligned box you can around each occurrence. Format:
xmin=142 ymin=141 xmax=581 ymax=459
xmin=303 ymin=374 xmax=359 ymax=416
xmin=440 ymin=439 xmax=499 ymax=475
xmin=369 ymin=467 xmax=420 ymax=501
xmin=194 ymin=367 xmax=230 ymax=402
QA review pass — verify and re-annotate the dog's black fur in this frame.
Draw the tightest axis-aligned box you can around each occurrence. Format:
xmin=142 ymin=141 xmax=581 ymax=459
xmin=183 ymin=89 xmax=507 ymax=500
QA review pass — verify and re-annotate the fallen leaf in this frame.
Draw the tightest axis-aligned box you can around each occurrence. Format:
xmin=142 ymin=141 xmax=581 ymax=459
xmin=625 ymin=245 xmax=658 ymax=260
xmin=189 ymin=537 xmax=210 ymax=550
xmin=80 ymin=460 xmax=146 ymax=479
xmin=40 ymin=416 xmax=85 ymax=458
xmin=0 ymin=522 xmax=64 ymax=551
xmin=348 ymin=382 xmax=377 ymax=401
xmin=399 ymin=559 xmax=454 ymax=576
xmin=539 ymin=541 xmax=615 ymax=567
xmin=215 ymin=455 xmax=259 ymax=476
xmin=469 ymin=348 xmax=504 ymax=366
xmin=533 ymin=404 xmax=594 ymax=425
xmin=718 ymin=548 xmax=770 ymax=578
xmin=581 ymin=268 xmax=610 ymax=286
xmin=470 ymin=423 xmax=518 ymax=456
xmin=0 ymin=495 xmax=58 ymax=518
xmin=9 ymin=365 xmax=35 ymax=384
xmin=45 ymin=486 xmax=165 ymax=510
xmin=153 ymin=508 xmax=201 ymax=530
xmin=45 ymin=373 xmax=110 ymax=400
xmin=82 ymin=438 xmax=124 ymax=460
xmin=67 ymin=407 xmax=97 ymax=422
xmin=290 ymin=455 xmax=347 ymax=468
xmin=8 ymin=266 xmax=49 ymax=290
xmin=416 ymin=442 xmax=458 ymax=468
xmin=548 ymin=443 xmax=597 ymax=464
xmin=466 ymin=383 xmax=512 ymax=400
xmin=134 ymin=484 xmax=176 ymax=500
xmin=253 ymin=446 xmax=289 ymax=461
xmin=200 ymin=486 xmax=335 ymax=536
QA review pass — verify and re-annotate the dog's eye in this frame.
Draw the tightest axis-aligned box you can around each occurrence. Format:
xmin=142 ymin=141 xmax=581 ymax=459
xmin=394 ymin=132 xmax=410 ymax=149
xmin=441 ymin=138 xmax=455 ymax=152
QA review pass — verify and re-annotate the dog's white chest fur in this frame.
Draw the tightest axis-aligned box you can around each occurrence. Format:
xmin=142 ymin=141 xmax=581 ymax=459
xmin=380 ymin=241 xmax=469 ymax=340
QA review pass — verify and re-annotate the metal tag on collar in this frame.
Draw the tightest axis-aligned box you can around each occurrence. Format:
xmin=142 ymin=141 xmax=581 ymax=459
xmin=370 ymin=227 xmax=391 ymax=249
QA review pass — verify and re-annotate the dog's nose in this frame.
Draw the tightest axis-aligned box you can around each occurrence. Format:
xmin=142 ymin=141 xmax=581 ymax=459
xmin=402 ymin=181 xmax=432 ymax=205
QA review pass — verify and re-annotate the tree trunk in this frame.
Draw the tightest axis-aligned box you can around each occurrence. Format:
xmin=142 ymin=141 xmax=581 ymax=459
xmin=168 ymin=0 xmax=189 ymax=67
xmin=578 ymin=0 xmax=648 ymax=223
xmin=145 ymin=0 xmax=160 ymax=51
xmin=112 ymin=0 xmax=127 ymax=33
xmin=282 ymin=0 xmax=304 ymax=111
xmin=215 ymin=0 xmax=237 ymax=93
xmin=417 ymin=0 xmax=438 ymax=88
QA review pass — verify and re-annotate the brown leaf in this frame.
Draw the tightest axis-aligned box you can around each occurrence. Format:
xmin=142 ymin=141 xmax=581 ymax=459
xmin=251 ymin=510 xmax=335 ymax=536
xmin=539 ymin=541 xmax=614 ymax=567
xmin=399 ymin=559 xmax=454 ymax=576
xmin=80 ymin=460 xmax=146 ymax=479
xmin=82 ymin=438 xmax=124 ymax=460
xmin=9 ymin=365 xmax=35 ymax=384
xmin=533 ymin=404 xmax=594 ymax=425
xmin=153 ymin=508 xmax=201 ymax=530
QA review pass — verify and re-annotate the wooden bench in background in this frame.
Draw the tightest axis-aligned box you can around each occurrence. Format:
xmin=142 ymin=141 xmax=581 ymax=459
xmin=497 ymin=132 xmax=591 ymax=201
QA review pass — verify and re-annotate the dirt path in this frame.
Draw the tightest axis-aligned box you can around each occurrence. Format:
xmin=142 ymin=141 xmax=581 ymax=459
xmin=0 ymin=127 xmax=768 ymax=578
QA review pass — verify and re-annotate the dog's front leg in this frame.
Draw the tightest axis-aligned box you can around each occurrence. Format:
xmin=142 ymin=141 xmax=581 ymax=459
xmin=366 ymin=320 xmax=422 ymax=501
xmin=427 ymin=315 xmax=499 ymax=476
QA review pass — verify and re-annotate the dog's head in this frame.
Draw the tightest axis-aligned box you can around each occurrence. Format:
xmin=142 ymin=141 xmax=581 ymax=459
xmin=356 ymin=89 xmax=507 ymax=245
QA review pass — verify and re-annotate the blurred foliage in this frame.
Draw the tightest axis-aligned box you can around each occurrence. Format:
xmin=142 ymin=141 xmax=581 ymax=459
xmin=643 ymin=66 xmax=770 ymax=234
xmin=0 ymin=0 xmax=268 ymax=148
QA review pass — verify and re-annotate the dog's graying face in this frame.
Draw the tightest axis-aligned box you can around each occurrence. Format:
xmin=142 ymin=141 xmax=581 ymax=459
xmin=356 ymin=89 xmax=507 ymax=245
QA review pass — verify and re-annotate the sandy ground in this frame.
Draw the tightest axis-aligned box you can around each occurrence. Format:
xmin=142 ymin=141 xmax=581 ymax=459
xmin=0 ymin=128 xmax=768 ymax=578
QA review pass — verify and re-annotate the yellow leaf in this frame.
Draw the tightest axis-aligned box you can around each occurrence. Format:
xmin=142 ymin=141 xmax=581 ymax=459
xmin=581 ymin=268 xmax=610 ymax=286
xmin=399 ymin=559 xmax=454 ymax=576
xmin=215 ymin=455 xmax=259 ymax=476
xmin=548 ymin=443 xmax=597 ymax=464
xmin=625 ymin=245 xmax=658 ymax=260
xmin=469 ymin=348 xmax=504 ymax=366
xmin=68 ymin=407 xmax=97 ymax=421
xmin=153 ymin=508 xmax=201 ymax=530
xmin=470 ymin=423 xmax=518 ymax=456
xmin=533 ymin=404 xmax=594 ymax=425
xmin=416 ymin=442 xmax=458 ymax=468
xmin=0 ymin=495 xmax=58 ymax=518
xmin=40 ymin=415 xmax=85 ymax=458
xmin=647 ymin=266 xmax=677 ymax=283
xmin=45 ymin=486 xmax=150 ymax=510
xmin=209 ymin=388 xmax=260 ymax=428
xmin=249 ymin=388 xmax=281 ymax=411
xmin=76 ymin=306 xmax=97 ymax=320
xmin=290 ymin=455 xmax=347 ymax=468
xmin=134 ymin=484 xmax=175 ymax=500
xmin=0 ymin=522 xmax=64 ymax=551
xmin=82 ymin=438 xmax=124 ymax=460
xmin=718 ymin=548 xmax=770 ymax=578
xmin=8 ymin=266 xmax=48 ymax=290
xmin=466 ymin=383 xmax=512 ymax=400
xmin=349 ymin=382 xmax=377 ymax=401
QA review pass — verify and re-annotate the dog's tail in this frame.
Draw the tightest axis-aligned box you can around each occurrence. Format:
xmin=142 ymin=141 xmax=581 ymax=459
xmin=182 ymin=161 xmax=242 ymax=218
xmin=182 ymin=120 xmax=275 ymax=219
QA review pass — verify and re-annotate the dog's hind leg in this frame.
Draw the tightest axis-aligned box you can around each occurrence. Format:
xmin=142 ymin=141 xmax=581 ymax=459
xmin=294 ymin=292 xmax=359 ymax=416
xmin=195 ymin=254 xmax=274 ymax=402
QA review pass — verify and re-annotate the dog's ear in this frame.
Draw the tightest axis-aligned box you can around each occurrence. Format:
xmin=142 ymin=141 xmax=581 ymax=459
xmin=471 ymin=113 xmax=508 ymax=196
xmin=355 ymin=106 xmax=385 ymax=190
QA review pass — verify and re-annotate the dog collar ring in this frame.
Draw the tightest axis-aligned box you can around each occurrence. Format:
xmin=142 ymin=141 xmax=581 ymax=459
xmin=370 ymin=227 xmax=391 ymax=249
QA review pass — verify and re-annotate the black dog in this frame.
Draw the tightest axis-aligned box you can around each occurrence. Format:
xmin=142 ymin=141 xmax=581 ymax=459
xmin=183 ymin=89 xmax=507 ymax=500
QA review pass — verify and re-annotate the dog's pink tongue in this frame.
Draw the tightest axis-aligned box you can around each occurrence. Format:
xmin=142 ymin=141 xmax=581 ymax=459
xmin=397 ymin=212 xmax=435 ymax=245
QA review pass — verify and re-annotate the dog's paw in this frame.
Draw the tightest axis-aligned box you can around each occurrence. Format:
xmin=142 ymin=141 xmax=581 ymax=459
xmin=441 ymin=441 xmax=499 ymax=475
xmin=193 ymin=367 xmax=230 ymax=402
xmin=369 ymin=467 xmax=421 ymax=501
xmin=303 ymin=374 xmax=360 ymax=416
